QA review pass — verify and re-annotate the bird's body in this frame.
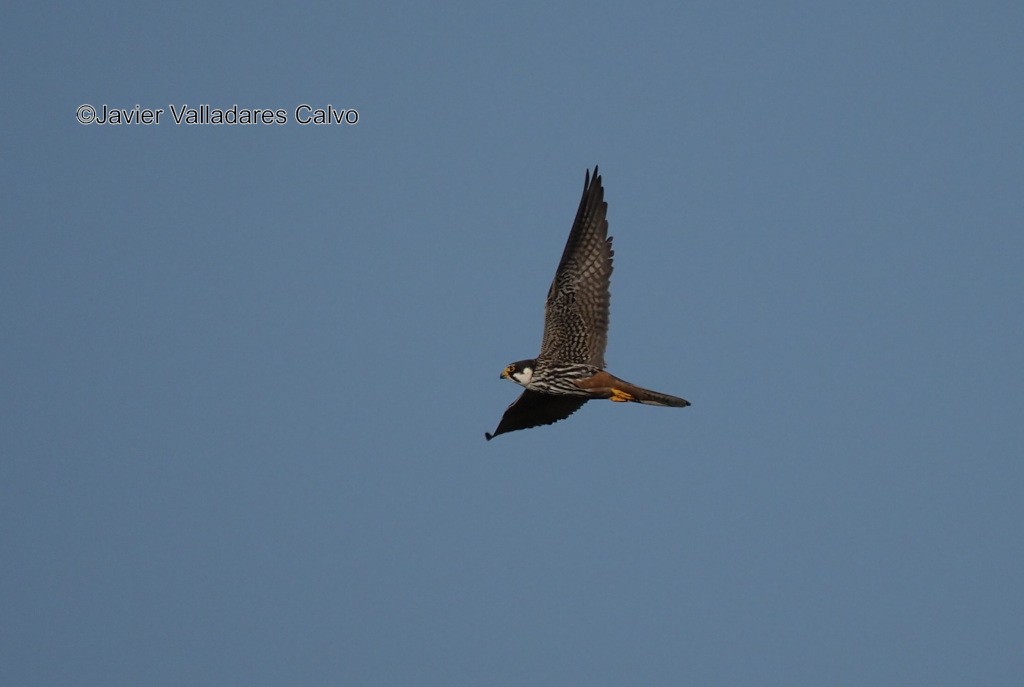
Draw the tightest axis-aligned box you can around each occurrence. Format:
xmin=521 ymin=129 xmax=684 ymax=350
xmin=486 ymin=167 xmax=689 ymax=440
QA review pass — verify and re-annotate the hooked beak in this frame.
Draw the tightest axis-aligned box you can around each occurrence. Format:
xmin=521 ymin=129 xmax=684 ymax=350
xmin=500 ymin=369 xmax=509 ymax=380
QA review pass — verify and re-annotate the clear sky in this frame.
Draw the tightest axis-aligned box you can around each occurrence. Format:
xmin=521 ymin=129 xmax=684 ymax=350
xmin=3 ymin=2 xmax=1022 ymax=685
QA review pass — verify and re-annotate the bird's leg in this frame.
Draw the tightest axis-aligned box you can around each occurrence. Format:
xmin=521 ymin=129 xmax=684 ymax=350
xmin=609 ymin=388 xmax=635 ymax=402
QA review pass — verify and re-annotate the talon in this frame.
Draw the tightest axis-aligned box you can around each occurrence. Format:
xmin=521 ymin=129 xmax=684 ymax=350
xmin=610 ymin=388 xmax=633 ymax=402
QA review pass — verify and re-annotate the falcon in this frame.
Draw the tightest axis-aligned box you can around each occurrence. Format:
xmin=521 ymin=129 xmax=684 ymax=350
xmin=486 ymin=166 xmax=690 ymax=440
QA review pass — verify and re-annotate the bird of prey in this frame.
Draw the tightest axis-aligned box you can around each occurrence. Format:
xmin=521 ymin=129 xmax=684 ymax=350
xmin=486 ymin=166 xmax=690 ymax=440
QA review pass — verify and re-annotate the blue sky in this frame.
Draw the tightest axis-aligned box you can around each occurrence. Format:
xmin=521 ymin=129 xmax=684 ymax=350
xmin=3 ymin=2 xmax=1022 ymax=685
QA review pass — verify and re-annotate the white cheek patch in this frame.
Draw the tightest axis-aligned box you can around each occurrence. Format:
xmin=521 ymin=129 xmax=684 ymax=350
xmin=513 ymin=367 xmax=533 ymax=385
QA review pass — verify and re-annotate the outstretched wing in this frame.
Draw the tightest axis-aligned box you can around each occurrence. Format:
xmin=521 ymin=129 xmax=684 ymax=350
xmin=485 ymin=390 xmax=589 ymax=441
xmin=539 ymin=166 xmax=613 ymax=367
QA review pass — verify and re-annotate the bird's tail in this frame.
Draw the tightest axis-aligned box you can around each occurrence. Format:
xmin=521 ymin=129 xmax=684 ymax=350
xmin=606 ymin=379 xmax=690 ymax=408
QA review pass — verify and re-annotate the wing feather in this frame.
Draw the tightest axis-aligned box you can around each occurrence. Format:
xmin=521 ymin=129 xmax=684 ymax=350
xmin=538 ymin=167 xmax=613 ymax=367
xmin=485 ymin=390 xmax=588 ymax=440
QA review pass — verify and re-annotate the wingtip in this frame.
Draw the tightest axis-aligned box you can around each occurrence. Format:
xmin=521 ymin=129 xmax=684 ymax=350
xmin=484 ymin=432 xmax=494 ymax=441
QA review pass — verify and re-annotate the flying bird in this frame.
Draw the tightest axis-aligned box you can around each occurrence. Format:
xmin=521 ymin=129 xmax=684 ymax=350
xmin=486 ymin=166 xmax=689 ymax=440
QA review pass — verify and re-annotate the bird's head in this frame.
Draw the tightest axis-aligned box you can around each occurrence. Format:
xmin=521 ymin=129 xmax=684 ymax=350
xmin=501 ymin=359 xmax=536 ymax=386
